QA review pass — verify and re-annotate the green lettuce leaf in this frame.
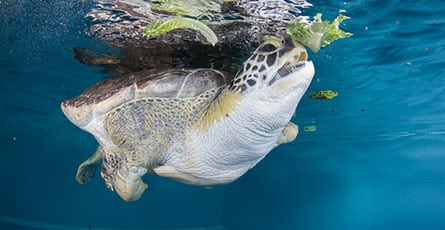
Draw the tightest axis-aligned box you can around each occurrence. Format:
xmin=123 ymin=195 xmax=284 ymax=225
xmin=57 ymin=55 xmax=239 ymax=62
xmin=288 ymin=13 xmax=353 ymax=53
xmin=308 ymin=89 xmax=338 ymax=100
xmin=144 ymin=17 xmax=218 ymax=46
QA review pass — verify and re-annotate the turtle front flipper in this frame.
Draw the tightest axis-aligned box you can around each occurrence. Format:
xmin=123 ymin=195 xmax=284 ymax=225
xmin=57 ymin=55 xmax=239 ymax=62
xmin=277 ymin=122 xmax=299 ymax=145
xmin=76 ymin=147 xmax=103 ymax=184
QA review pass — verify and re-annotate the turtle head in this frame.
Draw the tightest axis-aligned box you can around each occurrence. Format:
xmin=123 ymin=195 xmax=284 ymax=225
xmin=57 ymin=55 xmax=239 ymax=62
xmin=229 ymin=36 xmax=314 ymax=99
xmin=221 ymin=36 xmax=314 ymax=131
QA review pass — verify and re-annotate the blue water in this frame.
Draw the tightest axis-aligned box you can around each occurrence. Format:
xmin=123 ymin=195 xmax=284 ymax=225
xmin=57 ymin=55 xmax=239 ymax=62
xmin=1 ymin=0 xmax=445 ymax=229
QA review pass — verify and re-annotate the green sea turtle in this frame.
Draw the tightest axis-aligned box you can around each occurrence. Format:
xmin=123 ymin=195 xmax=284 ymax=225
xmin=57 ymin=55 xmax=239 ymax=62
xmin=61 ymin=36 xmax=314 ymax=201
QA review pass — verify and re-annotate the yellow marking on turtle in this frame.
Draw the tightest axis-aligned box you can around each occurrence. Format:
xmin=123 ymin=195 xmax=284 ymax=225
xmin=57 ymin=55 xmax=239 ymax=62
xmin=197 ymin=90 xmax=242 ymax=131
xmin=263 ymin=35 xmax=284 ymax=50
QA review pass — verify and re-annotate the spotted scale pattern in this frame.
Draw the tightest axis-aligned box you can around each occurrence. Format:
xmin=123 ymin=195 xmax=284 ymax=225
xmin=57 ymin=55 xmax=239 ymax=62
xmin=100 ymin=88 xmax=221 ymax=189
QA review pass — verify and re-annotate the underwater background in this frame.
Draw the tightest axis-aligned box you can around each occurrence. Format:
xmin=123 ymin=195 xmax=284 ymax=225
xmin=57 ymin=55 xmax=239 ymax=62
xmin=1 ymin=0 xmax=445 ymax=229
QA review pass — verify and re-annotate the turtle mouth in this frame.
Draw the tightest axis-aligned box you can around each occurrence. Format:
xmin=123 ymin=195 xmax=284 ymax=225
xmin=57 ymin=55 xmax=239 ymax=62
xmin=269 ymin=51 xmax=310 ymax=85
xmin=277 ymin=61 xmax=307 ymax=78
xmin=278 ymin=51 xmax=308 ymax=76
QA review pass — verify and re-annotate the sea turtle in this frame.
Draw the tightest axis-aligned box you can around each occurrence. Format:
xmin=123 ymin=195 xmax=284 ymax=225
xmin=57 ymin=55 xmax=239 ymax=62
xmin=61 ymin=36 xmax=314 ymax=201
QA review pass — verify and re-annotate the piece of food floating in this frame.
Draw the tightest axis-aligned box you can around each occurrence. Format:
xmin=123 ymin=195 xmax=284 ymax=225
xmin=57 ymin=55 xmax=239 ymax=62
xmin=287 ymin=13 xmax=353 ymax=53
xmin=308 ymin=89 xmax=338 ymax=100
xmin=304 ymin=125 xmax=317 ymax=132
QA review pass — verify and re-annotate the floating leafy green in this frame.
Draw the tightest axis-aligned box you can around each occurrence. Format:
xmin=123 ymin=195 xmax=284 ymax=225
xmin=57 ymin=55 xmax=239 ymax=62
xmin=288 ymin=13 xmax=353 ymax=53
xmin=144 ymin=17 xmax=218 ymax=46
xmin=304 ymin=125 xmax=317 ymax=132
xmin=308 ymin=89 xmax=339 ymax=100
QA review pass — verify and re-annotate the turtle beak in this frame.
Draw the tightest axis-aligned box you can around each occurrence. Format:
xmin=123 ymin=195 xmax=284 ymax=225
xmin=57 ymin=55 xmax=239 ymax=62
xmin=269 ymin=47 xmax=310 ymax=87
xmin=267 ymin=44 xmax=314 ymax=98
xmin=277 ymin=50 xmax=308 ymax=78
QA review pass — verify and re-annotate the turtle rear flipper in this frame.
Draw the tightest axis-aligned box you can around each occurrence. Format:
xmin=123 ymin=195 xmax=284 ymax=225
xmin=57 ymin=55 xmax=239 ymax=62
xmin=100 ymin=151 xmax=148 ymax=202
xmin=112 ymin=165 xmax=148 ymax=202
xmin=76 ymin=147 xmax=103 ymax=184
xmin=72 ymin=47 xmax=121 ymax=66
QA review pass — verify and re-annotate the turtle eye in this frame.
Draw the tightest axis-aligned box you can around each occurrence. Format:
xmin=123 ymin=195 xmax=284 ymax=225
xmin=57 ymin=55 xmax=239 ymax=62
xmin=259 ymin=43 xmax=277 ymax=53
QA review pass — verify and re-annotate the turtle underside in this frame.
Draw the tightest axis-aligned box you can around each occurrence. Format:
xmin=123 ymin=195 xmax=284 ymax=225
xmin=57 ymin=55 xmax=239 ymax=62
xmin=62 ymin=68 xmax=231 ymax=200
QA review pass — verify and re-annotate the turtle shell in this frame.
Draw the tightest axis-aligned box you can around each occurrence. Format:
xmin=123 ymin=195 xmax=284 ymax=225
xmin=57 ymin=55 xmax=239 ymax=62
xmin=61 ymin=69 xmax=229 ymax=129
